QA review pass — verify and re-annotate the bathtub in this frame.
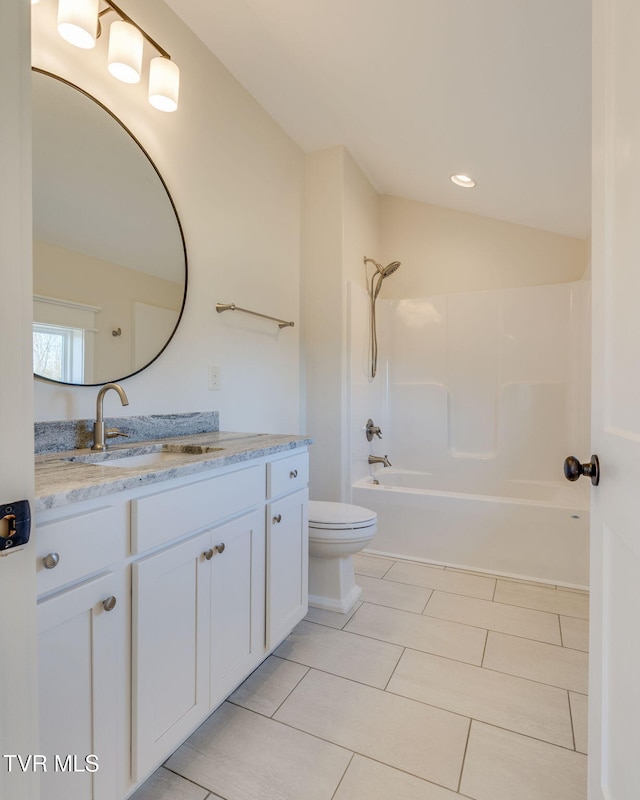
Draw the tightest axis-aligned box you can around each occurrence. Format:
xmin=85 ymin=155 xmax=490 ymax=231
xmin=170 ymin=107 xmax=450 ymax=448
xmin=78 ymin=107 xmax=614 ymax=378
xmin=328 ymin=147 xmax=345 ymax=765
xmin=351 ymin=469 xmax=589 ymax=587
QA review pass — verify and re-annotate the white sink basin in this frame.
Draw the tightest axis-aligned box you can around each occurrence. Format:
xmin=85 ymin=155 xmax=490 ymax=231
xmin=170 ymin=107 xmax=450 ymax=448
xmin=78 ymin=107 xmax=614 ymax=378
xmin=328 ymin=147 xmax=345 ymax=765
xmin=95 ymin=452 xmax=181 ymax=469
xmin=65 ymin=443 xmax=225 ymax=469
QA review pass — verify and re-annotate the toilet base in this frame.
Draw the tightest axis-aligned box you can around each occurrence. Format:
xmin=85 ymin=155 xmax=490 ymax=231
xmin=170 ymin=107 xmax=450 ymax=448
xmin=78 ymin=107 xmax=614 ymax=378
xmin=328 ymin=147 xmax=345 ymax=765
xmin=308 ymin=553 xmax=363 ymax=614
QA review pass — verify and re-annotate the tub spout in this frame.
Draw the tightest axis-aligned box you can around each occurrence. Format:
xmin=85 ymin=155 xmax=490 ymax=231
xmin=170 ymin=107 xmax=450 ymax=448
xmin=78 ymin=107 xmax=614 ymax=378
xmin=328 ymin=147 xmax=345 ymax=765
xmin=369 ymin=454 xmax=392 ymax=468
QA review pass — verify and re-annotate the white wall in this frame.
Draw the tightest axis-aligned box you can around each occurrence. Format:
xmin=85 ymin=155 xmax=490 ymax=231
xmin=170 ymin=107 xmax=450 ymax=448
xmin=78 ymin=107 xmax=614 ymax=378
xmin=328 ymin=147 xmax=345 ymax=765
xmin=378 ymin=195 xmax=588 ymax=298
xmin=31 ymin=0 xmax=304 ymax=434
xmin=0 ymin=2 xmax=39 ymax=797
xmin=303 ymin=147 xmax=380 ymax=501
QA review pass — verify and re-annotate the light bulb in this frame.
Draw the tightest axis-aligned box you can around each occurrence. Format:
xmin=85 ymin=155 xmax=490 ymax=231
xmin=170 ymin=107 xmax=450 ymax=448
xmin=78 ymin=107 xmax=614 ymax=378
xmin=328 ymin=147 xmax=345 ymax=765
xmin=57 ymin=0 xmax=99 ymax=49
xmin=149 ymin=57 xmax=180 ymax=112
xmin=108 ymin=21 xmax=144 ymax=84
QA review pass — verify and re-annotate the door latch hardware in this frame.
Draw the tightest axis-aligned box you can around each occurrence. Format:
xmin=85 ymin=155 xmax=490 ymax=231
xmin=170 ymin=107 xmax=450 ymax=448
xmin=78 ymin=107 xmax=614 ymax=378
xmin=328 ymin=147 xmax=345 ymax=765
xmin=0 ymin=500 xmax=30 ymax=552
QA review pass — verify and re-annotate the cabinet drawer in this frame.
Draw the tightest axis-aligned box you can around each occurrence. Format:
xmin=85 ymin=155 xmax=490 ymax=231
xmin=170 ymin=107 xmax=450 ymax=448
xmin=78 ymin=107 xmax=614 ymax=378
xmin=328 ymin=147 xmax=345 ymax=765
xmin=131 ymin=465 xmax=265 ymax=554
xmin=267 ymin=451 xmax=309 ymax=499
xmin=36 ymin=506 xmax=121 ymax=597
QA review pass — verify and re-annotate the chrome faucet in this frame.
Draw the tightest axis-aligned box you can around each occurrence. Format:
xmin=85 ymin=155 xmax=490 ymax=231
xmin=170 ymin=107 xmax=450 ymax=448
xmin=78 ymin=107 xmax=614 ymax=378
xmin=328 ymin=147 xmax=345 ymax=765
xmin=368 ymin=454 xmax=392 ymax=468
xmin=92 ymin=383 xmax=130 ymax=451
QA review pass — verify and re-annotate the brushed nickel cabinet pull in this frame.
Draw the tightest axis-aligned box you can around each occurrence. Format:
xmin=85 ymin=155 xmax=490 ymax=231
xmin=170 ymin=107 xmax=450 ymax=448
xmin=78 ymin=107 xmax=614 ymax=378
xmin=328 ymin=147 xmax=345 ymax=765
xmin=43 ymin=552 xmax=60 ymax=570
xmin=103 ymin=596 xmax=117 ymax=612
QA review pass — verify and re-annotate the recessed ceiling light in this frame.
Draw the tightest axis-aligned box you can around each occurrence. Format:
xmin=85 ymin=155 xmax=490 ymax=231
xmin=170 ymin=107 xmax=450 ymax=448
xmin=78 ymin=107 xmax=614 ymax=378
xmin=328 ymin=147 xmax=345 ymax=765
xmin=451 ymin=174 xmax=476 ymax=188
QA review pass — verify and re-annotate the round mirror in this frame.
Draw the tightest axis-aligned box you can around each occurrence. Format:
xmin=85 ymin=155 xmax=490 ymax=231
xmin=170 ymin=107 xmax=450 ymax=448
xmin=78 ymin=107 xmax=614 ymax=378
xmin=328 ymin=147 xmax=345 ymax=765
xmin=32 ymin=69 xmax=187 ymax=386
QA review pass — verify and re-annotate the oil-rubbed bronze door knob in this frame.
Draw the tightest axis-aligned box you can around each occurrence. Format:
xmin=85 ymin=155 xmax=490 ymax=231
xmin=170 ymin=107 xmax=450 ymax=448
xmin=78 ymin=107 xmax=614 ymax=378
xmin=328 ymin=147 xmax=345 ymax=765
xmin=564 ymin=454 xmax=600 ymax=486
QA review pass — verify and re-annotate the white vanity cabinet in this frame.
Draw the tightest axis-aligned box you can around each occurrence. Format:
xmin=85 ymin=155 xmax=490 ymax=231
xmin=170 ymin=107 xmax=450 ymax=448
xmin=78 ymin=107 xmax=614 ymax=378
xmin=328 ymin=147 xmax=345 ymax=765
xmin=35 ymin=445 xmax=309 ymax=800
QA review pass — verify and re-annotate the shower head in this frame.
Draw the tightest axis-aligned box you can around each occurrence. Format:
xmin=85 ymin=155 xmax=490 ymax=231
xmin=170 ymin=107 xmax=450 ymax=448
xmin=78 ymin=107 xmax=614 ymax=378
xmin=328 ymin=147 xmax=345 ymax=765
xmin=372 ymin=260 xmax=401 ymax=299
xmin=364 ymin=257 xmax=402 ymax=299
xmin=380 ymin=261 xmax=401 ymax=278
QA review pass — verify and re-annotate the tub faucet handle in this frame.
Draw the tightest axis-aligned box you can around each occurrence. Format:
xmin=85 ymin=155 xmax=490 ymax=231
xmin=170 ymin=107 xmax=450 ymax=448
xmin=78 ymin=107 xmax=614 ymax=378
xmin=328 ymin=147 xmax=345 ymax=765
xmin=366 ymin=419 xmax=383 ymax=441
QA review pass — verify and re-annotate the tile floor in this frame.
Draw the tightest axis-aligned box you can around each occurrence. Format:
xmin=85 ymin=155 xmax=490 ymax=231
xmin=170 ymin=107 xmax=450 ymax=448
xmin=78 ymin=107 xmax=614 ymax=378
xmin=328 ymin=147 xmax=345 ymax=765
xmin=131 ymin=553 xmax=589 ymax=800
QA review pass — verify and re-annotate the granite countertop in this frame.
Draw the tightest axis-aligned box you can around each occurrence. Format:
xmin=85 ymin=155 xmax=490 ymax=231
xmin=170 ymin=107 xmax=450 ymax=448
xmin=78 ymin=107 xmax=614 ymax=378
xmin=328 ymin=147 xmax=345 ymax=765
xmin=35 ymin=431 xmax=312 ymax=512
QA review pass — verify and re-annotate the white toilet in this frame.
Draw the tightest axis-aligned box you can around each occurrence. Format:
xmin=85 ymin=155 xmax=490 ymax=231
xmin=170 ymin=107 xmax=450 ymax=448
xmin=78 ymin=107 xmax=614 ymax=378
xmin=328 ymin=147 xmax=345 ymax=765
xmin=308 ymin=500 xmax=377 ymax=613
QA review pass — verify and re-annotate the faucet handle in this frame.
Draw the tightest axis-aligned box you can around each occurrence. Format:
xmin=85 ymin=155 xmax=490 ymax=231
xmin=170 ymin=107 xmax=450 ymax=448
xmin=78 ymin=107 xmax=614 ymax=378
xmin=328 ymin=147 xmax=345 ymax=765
xmin=106 ymin=428 xmax=129 ymax=439
xmin=366 ymin=418 xmax=383 ymax=441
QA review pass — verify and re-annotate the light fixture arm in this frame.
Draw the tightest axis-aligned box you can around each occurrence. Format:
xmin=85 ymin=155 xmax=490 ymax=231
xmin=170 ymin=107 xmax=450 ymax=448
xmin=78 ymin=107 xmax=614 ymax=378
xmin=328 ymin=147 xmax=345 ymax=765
xmin=98 ymin=0 xmax=171 ymax=59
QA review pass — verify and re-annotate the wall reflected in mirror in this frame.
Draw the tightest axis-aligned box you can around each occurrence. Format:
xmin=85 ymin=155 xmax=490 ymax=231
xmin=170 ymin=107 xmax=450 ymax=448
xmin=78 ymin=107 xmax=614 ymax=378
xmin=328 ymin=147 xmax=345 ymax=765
xmin=32 ymin=69 xmax=187 ymax=386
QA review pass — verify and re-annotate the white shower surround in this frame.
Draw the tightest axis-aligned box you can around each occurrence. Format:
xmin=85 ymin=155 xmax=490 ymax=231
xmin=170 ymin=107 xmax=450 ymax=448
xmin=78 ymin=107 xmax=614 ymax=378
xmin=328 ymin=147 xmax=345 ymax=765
xmin=348 ymin=280 xmax=591 ymax=586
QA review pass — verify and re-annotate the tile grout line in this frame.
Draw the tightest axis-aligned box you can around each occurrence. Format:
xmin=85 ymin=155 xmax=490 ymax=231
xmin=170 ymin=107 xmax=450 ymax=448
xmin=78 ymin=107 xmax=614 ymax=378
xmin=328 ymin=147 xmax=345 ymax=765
xmin=380 ymin=559 xmax=396 ymax=578
xmin=357 ymin=592 xmax=435 ymax=616
xmin=480 ymin=628 xmax=489 ymax=667
xmin=491 ymin=578 xmax=497 ymax=602
xmin=383 ymin=646 xmax=406 ymax=692
xmin=567 ymin=689 xmax=577 ymax=751
xmin=558 ymin=614 xmax=565 ymax=646
xmin=162 ymin=765 xmax=220 ymax=797
xmin=269 ymin=665 xmax=311 ymax=718
xmin=420 ymin=589 xmax=435 ymax=613
xmin=457 ymin=718 xmax=473 ymax=794
xmin=273 ymin=657 xmax=407 ymax=694
xmin=328 ymin=751 xmax=355 ymax=800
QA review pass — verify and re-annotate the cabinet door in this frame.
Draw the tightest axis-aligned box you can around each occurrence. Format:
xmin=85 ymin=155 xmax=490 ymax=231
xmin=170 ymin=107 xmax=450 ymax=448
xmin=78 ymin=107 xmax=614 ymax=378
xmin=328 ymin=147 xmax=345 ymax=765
xmin=210 ymin=509 xmax=266 ymax=709
xmin=132 ymin=531 xmax=210 ymax=780
xmin=38 ymin=572 xmax=123 ymax=800
xmin=266 ymin=489 xmax=308 ymax=649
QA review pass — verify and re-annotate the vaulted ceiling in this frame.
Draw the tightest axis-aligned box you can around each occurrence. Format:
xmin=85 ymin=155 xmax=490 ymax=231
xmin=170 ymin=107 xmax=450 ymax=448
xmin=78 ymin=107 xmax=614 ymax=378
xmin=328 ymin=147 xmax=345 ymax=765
xmin=166 ymin=0 xmax=591 ymax=238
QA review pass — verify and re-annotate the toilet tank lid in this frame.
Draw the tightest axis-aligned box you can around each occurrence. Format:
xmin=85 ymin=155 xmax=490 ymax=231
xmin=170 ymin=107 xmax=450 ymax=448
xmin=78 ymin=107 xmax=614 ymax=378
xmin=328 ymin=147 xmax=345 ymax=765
xmin=308 ymin=500 xmax=377 ymax=526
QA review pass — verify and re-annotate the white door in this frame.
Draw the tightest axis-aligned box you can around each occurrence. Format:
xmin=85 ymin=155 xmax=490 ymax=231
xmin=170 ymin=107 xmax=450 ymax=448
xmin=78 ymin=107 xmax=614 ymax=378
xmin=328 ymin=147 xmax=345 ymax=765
xmin=589 ymin=0 xmax=640 ymax=797
xmin=0 ymin=2 xmax=39 ymax=799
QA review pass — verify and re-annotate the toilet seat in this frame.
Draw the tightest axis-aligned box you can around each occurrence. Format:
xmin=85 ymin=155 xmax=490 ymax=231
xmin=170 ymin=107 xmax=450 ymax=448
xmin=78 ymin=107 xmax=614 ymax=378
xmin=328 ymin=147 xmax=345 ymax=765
xmin=308 ymin=501 xmax=377 ymax=531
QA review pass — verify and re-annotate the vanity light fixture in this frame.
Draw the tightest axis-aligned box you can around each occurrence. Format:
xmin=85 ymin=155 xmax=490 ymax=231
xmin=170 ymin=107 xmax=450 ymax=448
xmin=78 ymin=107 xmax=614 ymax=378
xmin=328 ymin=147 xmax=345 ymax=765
xmin=58 ymin=0 xmax=99 ymax=49
xmin=107 ymin=20 xmax=143 ymax=84
xmin=55 ymin=0 xmax=180 ymax=111
xmin=450 ymin=174 xmax=476 ymax=188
